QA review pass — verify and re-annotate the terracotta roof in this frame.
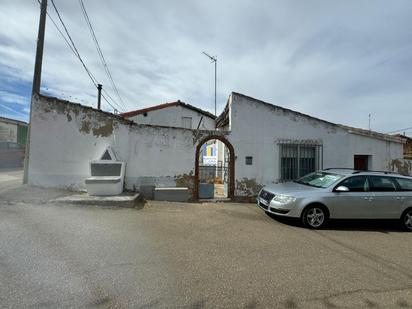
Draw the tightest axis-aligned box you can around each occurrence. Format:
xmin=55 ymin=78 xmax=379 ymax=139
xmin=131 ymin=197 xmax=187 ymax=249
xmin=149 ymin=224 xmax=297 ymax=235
xmin=121 ymin=100 xmax=216 ymax=119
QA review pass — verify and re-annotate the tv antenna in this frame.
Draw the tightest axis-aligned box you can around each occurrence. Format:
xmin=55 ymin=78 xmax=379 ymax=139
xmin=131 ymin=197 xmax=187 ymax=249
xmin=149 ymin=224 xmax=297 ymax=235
xmin=202 ymin=51 xmax=217 ymax=116
xmin=368 ymin=113 xmax=371 ymax=131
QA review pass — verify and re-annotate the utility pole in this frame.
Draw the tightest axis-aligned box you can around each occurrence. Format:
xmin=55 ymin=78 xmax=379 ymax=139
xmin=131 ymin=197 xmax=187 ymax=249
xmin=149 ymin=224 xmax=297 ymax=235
xmin=202 ymin=51 xmax=217 ymax=116
xmin=23 ymin=0 xmax=47 ymax=184
xmin=97 ymin=84 xmax=102 ymax=109
xmin=32 ymin=0 xmax=48 ymax=95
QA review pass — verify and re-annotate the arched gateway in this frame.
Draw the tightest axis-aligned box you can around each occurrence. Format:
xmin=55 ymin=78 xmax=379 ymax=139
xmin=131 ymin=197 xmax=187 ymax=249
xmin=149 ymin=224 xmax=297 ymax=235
xmin=194 ymin=135 xmax=235 ymax=199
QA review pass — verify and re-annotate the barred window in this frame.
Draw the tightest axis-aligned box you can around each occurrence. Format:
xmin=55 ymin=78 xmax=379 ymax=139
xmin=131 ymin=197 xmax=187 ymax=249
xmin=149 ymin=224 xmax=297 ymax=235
xmin=279 ymin=144 xmax=323 ymax=181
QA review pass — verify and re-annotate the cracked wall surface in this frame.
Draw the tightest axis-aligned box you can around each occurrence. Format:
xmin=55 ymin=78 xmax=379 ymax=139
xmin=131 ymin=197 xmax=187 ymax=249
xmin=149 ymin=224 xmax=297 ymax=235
xmin=28 ymin=94 xmax=230 ymax=198
xmin=27 ymin=93 xmax=406 ymax=198
xmin=388 ymin=159 xmax=412 ymax=176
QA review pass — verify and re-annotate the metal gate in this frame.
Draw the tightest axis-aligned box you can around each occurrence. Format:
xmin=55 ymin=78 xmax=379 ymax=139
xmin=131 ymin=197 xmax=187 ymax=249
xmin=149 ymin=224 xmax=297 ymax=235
xmin=198 ymin=165 xmax=229 ymax=184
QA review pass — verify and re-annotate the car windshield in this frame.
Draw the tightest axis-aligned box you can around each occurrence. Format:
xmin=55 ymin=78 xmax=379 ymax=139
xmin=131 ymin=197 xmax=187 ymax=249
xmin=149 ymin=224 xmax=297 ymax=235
xmin=294 ymin=172 xmax=344 ymax=188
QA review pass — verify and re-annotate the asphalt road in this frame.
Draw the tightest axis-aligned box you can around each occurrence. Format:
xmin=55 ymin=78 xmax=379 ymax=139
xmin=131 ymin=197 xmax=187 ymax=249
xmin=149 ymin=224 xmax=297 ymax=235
xmin=1 ymin=169 xmax=412 ymax=308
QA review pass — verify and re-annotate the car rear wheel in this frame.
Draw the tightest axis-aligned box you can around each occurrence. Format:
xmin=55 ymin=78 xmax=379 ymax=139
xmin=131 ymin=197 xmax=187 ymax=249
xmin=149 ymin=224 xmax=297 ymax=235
xmin=302 ymin=206 xmax=327 ymax=229
xmin=401 ymin=209 xmax=412 ymax=231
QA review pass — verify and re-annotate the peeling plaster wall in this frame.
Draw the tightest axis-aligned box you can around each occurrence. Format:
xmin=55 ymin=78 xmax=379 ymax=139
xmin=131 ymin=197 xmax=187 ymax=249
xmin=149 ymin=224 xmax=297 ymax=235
xmin=128 ymin=105 xmax=215 ymax=130
xmin=387 ymin=158 xmax=412 ymax=176
xmin=28 ymin=95 xmax=198 ymax=192
xmin=28 ymin=93 xmax=405 ymax=198
xmin=229 ymin=93 xmax=404 ymax=195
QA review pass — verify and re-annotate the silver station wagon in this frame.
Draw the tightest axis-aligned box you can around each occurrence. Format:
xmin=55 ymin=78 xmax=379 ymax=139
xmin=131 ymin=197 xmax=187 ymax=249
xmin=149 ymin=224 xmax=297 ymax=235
xmin=257 ymin=169 xmax=412 ymax=230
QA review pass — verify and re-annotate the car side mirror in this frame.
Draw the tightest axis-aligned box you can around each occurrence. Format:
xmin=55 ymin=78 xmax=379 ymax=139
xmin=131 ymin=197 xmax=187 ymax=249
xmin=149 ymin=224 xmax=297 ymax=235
xmin=335 ymin=186 xmax=349 ymax=192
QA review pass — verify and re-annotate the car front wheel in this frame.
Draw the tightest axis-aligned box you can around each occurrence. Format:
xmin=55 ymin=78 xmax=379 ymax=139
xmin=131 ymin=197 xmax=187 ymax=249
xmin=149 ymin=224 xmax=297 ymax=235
xmin=402 ymin=209 xmax=412 ymax=231
xmin=302 ymin=206 xmax=327 ymax=229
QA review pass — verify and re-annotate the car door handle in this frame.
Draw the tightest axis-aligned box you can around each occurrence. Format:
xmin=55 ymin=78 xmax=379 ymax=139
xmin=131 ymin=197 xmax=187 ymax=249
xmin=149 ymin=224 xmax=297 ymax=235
xmin=364 ymin=197 xmax=373 ymax=201
xmin=396 ymin=197 xmax=405 ymax=200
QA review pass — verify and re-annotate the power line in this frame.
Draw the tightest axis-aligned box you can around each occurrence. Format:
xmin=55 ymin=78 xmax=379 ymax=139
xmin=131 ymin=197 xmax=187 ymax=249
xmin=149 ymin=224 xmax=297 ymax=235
xmin=35 ymin=0 xmax=123 ymax=112
xmin=49 ymin=0 xmax=97 ymax=85
xmin=101 ymin=93 xmax=118 ymax=114
xmin=36 ymin=0 xmax=76 ymax=56
xmin=0 ymin=103 xmax=29 ymax=117
xmin=78 ymin=0 xmax=125 ymax=110
xmin=387 ymin=126 xmax=412 ymax=134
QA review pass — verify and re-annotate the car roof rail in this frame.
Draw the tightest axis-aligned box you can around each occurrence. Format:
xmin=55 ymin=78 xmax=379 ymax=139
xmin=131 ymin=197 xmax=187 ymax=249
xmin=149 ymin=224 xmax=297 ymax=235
xmin=324 ymin=167 xmax=357 ymax=170
xmin=352 ymin=170 xmax=400 ymax=175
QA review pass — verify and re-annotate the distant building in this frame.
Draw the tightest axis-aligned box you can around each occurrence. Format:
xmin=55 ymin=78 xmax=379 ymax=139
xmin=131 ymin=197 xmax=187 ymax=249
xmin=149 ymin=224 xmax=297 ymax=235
xmin=395 ymin=134 xmax=412 ymax=160
xmin=0 ymin=116 xmax=28 ymax=146
xmin=121 ymin=100 xmax=216 ymax=130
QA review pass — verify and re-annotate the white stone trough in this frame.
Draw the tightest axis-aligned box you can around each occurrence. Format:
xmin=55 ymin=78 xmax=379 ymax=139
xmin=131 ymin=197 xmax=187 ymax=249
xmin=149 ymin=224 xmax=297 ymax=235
xmin=85 ymin=147 xmax=126 ymax=196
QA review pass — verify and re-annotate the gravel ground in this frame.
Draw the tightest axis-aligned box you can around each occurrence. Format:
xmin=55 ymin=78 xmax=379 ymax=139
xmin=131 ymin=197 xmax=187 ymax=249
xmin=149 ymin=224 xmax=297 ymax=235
xmin=1 ymin=169 xmax=412 ymax=308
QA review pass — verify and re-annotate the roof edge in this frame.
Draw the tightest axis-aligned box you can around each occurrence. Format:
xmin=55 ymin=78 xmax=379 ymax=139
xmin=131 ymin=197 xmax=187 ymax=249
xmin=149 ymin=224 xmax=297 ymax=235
xmin=35 ymin=93 xmax=212 ymax=132
xmin=231 ymin=92 xmax=405 ymax=144
xmin=121 ymin=101 xmax=216 ymax=119
xmin=0 ymin=116 xmax=29 ymax=126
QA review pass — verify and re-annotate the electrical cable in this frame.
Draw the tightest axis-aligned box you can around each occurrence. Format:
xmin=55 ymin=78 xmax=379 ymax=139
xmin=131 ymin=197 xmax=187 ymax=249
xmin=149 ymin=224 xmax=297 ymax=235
xmin=386 ymin=126 xmax=412 ymax=134
xmin=78 ymin=0 xmax=125 ymax=110
xmin=35 ymin=0 xmax=123 ymax=112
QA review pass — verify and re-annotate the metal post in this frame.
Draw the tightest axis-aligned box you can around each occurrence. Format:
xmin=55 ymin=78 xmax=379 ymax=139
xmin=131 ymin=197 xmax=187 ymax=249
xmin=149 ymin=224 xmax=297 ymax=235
xmin=368 ymin=114 xmax=371 ymax=131
xmin=214 ymin=59 xmax=217 ymax=117
xmin=97 ymin=84 xmax=102 ymax=110
xmin=23 ymin=0 xmax=47 ymax=184
xmin=202 ymin=51 xmax=217 ymax=116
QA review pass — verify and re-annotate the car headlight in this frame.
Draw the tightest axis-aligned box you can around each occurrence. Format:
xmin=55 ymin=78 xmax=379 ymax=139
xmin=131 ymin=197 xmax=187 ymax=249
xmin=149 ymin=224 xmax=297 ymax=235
xmin=273 ymin=194 xmax=296 ymax=204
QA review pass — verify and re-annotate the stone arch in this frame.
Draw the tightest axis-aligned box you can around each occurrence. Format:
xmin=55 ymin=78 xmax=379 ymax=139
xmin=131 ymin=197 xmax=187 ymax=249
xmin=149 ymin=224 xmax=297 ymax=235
xmin=194 ymin=135 xmax=235 ymax=199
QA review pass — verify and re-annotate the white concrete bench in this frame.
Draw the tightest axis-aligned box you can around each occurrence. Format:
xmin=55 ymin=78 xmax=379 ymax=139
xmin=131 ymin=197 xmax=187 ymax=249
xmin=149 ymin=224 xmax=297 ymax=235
xmin=154 ymin=187 xmax=189 ymax=202
xmin=85 ymin=161 xmax=125 ymax=196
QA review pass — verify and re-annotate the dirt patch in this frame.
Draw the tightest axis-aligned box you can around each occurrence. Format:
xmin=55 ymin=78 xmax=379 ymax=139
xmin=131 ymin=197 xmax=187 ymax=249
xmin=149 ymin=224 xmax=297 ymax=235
xmin=236 ymin=178 xmax=263 ymax=196
xmin=175 ymin=171 xmax=195 ymax=200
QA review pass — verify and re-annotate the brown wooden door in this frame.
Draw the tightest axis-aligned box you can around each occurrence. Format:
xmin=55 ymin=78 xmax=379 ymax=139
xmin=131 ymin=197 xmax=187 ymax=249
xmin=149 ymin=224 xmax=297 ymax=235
xmin=354 ymin=155 xmax=369 ymax=170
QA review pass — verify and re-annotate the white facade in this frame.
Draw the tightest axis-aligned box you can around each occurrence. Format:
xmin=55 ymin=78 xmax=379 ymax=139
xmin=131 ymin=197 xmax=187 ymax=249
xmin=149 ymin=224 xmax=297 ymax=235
xmin=124 ymin=103 xmax=216 ymax=130
xmin=225 ymin=93 xmax=404 ymax=195
xmin=27 ymin=92 xmax=406 ymax=198
xmin=27 ymin=95 xmax=223 ymax=194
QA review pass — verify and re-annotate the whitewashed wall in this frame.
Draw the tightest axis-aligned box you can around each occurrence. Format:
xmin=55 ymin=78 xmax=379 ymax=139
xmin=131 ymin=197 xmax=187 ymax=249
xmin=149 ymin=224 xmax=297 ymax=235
xmin=27 ymin=95 xmax=213 ymax=192
xmin=127 ymin=105 xmax=215 ymax=130
xmin=27 ymin=93 xmax=405 ymax=198
xmin=228 ymin=93 xmax=404 ymax=195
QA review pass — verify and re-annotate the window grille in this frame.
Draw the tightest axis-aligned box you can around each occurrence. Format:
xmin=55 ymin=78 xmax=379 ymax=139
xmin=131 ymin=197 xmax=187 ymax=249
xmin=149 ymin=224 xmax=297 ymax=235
xmin=245 ymin=156 xmax=253 ymax=165
xmin=279 ymin=143 xmax=323 ymax=181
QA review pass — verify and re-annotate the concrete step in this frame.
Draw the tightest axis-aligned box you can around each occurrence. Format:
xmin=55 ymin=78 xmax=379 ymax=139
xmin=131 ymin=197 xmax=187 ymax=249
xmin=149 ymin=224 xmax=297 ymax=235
xmin=53 ymin=192 xmax=144 ymax=208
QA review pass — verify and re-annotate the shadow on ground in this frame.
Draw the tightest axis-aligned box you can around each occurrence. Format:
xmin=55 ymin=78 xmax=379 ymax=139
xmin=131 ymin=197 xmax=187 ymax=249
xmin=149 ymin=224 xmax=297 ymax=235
xmin=265 ymin=212 xmax=404 ymax=233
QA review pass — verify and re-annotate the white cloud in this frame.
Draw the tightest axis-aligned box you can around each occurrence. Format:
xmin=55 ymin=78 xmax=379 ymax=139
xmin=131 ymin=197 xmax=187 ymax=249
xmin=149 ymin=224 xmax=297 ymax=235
xmin=1 ymin=0 xmax=412 ymax=132
xmin=0 ymin=91 xmax=29 ymax=106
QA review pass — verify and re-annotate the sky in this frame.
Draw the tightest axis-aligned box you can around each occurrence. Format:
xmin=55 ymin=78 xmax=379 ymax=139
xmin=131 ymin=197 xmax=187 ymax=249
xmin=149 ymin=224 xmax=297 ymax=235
xmin=0 ymin=0 xmax=412 ymax=135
